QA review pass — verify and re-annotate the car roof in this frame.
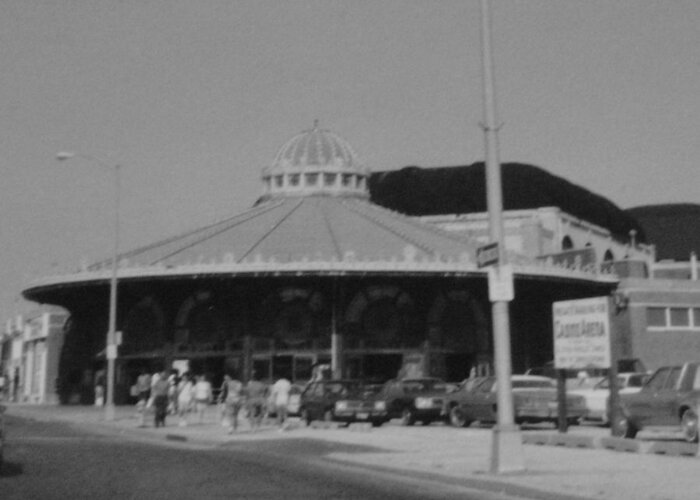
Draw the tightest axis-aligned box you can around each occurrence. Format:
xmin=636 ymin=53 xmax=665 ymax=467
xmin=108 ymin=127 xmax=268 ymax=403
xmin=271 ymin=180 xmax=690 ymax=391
xmin=511 ymin=375 xmax=554 ymax=383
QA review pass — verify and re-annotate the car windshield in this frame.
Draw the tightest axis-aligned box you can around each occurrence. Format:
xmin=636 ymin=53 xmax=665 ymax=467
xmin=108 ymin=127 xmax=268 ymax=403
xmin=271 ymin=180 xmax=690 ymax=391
xmin=512 ymin=379 xmax=554 ymax=389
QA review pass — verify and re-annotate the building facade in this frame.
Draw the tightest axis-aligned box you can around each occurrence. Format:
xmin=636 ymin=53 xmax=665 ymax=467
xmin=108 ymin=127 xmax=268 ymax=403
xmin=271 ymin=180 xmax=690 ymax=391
xmin=1 ymin=307 xmax=67 ymax=403
xmin=23 ymin=125 xmax=622 ymax=405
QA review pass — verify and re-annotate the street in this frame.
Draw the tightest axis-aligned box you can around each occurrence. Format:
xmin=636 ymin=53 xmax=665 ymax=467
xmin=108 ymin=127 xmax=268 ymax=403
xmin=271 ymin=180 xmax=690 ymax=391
xmin=0 ymin=415 xmax=528 ymax=500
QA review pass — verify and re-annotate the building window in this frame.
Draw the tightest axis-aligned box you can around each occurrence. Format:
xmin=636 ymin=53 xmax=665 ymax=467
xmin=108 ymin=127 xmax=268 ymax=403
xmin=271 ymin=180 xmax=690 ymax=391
xmin=289 ymin=173 xmax=300 ymax=187
xmin=305 ymin=172 xmax=318 ymax=186
xmin=646 ymin=308 xmax=666 ymax=327
xmin=670 ymin=308 xmax=690 ymax=327
xmin=647 ymin=306 xmax=700 ymax=330
xmin=324 ymin=173 xmax=336 ymax=186
xmin=562 ymin=236 xmax=574 ymax=251
xmin=342 ymin=173 xmax=353 ymax=187
xmin=274 ymin=175 xmax=283 ymax=188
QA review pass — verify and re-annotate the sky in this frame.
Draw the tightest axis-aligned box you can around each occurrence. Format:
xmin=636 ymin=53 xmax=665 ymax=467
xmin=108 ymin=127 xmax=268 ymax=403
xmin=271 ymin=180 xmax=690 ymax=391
xmin=2 ymin=0 xmax=700 ymax=321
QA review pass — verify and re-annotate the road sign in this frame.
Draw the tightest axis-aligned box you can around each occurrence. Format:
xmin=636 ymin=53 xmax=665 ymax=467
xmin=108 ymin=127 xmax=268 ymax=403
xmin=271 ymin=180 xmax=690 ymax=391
xmin=552 ymin=296 xmax=611 ymax=369
xmin=477 ymin=242 xmax=499 ymax=268
xmin=487 ymin=265 xmax=514 ymax=302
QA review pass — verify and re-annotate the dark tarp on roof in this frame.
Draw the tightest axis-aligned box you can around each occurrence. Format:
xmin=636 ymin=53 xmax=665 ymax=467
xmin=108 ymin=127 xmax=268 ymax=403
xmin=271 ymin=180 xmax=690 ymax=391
xmin=368 ymin=162 xmax=646 ymax=243
xmin=626 ymin=203 xmax=700 ymax=261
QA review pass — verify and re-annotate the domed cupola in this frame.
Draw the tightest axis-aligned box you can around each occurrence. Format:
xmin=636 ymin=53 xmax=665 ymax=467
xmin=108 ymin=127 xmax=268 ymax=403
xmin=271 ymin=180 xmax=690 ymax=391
xmin=261 ymin=121 xmax=370 ymax=200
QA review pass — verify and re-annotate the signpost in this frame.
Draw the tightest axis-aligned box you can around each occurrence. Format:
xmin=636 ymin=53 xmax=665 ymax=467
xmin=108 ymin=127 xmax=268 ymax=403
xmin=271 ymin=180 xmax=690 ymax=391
xmin=552 ymin=297 xmax=611 ymax=370
xmin=552 ymin=296 xmax=613 ymax=433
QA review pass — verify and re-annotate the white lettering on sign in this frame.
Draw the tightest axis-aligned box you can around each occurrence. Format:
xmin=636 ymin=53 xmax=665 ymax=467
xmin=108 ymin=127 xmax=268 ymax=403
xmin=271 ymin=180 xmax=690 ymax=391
xmin=552 ymin=296 xmax=611 ymax=369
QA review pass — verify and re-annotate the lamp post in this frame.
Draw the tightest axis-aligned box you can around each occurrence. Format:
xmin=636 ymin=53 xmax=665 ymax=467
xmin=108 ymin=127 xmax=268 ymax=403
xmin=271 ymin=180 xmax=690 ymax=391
xmin=56 ymin=152 xmax=120 ymax=421
xmin=478 ymin=0 xmax=525 ymax=473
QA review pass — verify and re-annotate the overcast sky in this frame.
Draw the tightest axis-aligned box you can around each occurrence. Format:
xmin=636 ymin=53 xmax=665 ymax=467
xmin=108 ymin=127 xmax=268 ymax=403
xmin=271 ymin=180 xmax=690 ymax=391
xmin=3 ymin=0 xmax=700 ymax=320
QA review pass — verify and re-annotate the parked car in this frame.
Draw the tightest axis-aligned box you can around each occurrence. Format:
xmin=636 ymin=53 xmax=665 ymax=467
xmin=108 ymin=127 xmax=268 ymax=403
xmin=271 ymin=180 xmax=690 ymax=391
xmin=373 ymin=378 xmax=451 ymax=426
xmin=447 ymin=375 xmax=587 ymax=427
xmin=570 ymin=372 xmax=648 ymax=425
xmin=331 ymin=383 xmax=388 ymax=426
xmin=617 ymin=362 xmax=700 ymax=443
xmin=526 ymin=358 xmax=646 ymax=390
xmin=298 ymin=379 xmax=364 ymax=425
xmin=442 ymin=377 xmax=489 ymax=426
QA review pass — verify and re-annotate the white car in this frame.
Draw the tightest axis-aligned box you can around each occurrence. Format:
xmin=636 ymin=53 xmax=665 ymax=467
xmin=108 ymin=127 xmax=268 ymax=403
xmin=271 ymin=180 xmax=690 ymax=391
xmin=571 ymin=373 xmax=648 ymax=425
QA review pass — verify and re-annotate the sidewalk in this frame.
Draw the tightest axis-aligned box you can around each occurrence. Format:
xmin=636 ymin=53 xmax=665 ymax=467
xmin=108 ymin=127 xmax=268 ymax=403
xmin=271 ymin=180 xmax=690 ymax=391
xmin=4 ymin=403 xmax=694 ymax=500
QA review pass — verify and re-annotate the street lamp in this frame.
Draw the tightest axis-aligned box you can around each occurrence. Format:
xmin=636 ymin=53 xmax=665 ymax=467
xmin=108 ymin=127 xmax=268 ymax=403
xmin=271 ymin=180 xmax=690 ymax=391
xmin=478 ymin=0 xmax=525 ymax=473
xmin=56 ymin=151 xmax=121 ymax=421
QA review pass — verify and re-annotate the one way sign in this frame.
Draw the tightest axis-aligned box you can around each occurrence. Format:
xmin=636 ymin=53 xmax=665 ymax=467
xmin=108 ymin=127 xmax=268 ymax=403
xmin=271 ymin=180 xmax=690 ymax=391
xmin=476 ymin=242 xmax=499 ymax=268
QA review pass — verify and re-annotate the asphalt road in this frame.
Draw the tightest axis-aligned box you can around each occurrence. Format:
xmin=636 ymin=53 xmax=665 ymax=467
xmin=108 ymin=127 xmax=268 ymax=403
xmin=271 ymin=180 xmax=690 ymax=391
xmin=0 ymin=415 xmax=531 ymax=500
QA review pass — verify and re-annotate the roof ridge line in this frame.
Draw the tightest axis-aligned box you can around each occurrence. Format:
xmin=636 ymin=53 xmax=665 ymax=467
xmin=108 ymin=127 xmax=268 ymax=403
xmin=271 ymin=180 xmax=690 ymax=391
xmin=340 ymin=199 xmax=441 ymax=258
xmin=99 ymin=200 xmax=286 ymax=267
xmin=238 ymin=198 xmax=306 ymax=262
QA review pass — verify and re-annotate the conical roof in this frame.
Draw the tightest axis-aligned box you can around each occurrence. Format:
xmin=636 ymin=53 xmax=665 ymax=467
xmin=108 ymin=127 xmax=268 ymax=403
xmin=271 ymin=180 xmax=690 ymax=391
xmin=106 ymin=195 xmax=477 ymax=270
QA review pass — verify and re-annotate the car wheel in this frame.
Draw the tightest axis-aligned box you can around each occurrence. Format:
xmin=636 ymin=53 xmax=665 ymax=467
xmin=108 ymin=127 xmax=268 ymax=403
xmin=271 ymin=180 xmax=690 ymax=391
xmin=617 ymin=415 xmax=637 ymax=439
xmin=450 ymin=406 xmax=470 ymax=428
xmin=401 ymin=408 xmax=416 ymax=426
xmin=371 ymin=420 xmax=383 ymax=428
xmin=681 ymin=409 xmax=699 ymax=443
xmin=421 ymin=420 xmax=431 ymax=426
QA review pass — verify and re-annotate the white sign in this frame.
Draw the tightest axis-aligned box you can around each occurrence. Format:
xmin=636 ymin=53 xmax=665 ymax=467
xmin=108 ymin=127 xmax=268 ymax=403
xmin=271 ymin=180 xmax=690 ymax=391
xmin=552 ymin=296 xmax=611 ymax=369
xmin=487 ymin=265 xmax=514 ymax=302
xmin=106 ymin=344 xmax=118 ymax=360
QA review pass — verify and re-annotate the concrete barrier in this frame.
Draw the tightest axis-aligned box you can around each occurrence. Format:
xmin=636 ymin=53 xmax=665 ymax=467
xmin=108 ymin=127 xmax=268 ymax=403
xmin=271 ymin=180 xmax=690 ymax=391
xmin=548 ymin=433 xmax=598 ymax=449
xmin=309 ymin=421 xmax=342 ymax=430
xmin=599 ymin=436 xmax=642 ymax=453
xmin=521 ymin=433 xmax=551 ymax=446
xmin=643 ymin=441 xmax=698 ymax=457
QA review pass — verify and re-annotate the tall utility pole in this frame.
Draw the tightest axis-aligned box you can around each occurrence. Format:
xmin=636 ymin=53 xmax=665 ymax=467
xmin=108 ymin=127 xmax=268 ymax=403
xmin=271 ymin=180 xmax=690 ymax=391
xmin=479 ymin=0 xmax=526 ymax=473
xmin=57 ymin=152 xmax=120 ymax=421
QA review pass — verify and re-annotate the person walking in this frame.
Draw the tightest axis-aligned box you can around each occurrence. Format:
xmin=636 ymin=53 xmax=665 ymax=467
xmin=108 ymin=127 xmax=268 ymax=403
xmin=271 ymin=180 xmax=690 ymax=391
xmin=135 ymin=369 xmax=152 ymax=427
xmin=176 ymin=373 xmax=194 ymax=426
xmin=192 ymin=374 xmax=213 ymax=424
xmin=152 ymin=371 xmax=170 ymax=428
xmin=270 ymin=376 xmax=292 ymax=430
xmin=245 ymin=372 xmax=267 ymax=432
xmin=221 ymin=372 xmax=245 ymax=434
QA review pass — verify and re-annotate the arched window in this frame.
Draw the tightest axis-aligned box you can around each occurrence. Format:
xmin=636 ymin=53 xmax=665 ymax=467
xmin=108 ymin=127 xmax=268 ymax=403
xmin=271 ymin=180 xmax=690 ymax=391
xmin=562 ymin=236 xmax=574 ymax=251
xmin=603 ymin=249 xmax=615 ymax=262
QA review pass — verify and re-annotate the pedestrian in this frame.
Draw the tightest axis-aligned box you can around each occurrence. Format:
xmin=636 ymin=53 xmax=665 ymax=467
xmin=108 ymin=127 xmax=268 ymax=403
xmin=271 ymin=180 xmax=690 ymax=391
xmin=177 ymin=372 xmax=194 ymax=426
xmin=152 ymin=370 xmax=170 ymax=428
xmin=167 ymin=369 xmax=179 ymax=415
xmin=192 ymin=374 xmax=213 ymax=424
xmin=270 ymin=376 xmax=292 ymax=429
xmin=135 ymin=369 xmax=152 ymax=427
xmin=94 ymin=371 xmax=105 ymax=407
xmin=245 ymin=372 xmax=267 ymax=432
xmin=221 ymin=372 xmax=245 ymax=434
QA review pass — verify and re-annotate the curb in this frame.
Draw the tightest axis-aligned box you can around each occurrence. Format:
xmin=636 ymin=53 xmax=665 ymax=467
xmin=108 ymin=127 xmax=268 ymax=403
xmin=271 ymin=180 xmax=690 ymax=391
xmin=524 ymin=432 xmax=699 ymax=458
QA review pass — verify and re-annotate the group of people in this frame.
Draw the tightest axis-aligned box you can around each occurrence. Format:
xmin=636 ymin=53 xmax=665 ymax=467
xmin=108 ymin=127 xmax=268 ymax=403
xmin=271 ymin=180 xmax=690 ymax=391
xmin=133 ymin=369 xmax=294 ymax=433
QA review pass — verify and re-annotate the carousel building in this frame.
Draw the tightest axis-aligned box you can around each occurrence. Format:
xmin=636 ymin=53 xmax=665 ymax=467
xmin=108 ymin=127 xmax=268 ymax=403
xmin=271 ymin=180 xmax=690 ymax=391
xmin=23 ymin=124 xmax=625 ymax=404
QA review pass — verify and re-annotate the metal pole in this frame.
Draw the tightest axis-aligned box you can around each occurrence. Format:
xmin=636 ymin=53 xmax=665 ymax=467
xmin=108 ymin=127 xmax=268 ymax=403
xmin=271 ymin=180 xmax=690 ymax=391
xmin=104 ymin=164 xmax=121 ymax=421
xmin=56 ymin=152 xmax=120 ymax=421
xmin=479 ymin=0 xmax=525 ymax=473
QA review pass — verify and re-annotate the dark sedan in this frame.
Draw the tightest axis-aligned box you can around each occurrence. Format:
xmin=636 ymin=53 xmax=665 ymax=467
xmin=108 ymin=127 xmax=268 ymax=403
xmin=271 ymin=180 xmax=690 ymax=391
xmin=299 ymin=379 xmax=364 ymax=425
xmin=374 ymin=378 xmax=451 ymax=426
xmin=618 ymin=362 xmax=700 ymax=443
xmin=331 ymin=384 xmax=388 ymax=426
